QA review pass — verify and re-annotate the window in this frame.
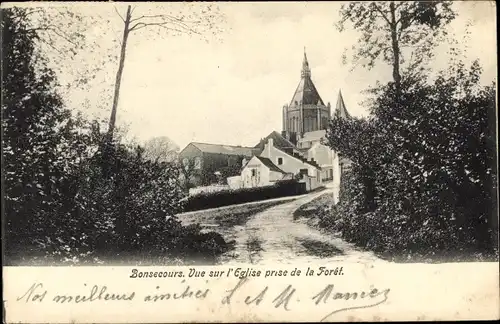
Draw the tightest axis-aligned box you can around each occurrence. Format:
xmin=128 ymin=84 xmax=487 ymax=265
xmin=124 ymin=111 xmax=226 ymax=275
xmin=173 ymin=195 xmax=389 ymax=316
xmin=182 ymin=158 xmax=189 ymax=170
xmin=194 ymin=157 xmax=201 ymax=169
xmin=251 ymin=169 xmax=256 ymax=177
xmin=277 ymin=157 xmax=283 ymax=165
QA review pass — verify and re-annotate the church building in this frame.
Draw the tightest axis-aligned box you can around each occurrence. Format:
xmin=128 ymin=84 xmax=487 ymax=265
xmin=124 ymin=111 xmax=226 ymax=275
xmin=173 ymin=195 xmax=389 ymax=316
xmin=180 ymin=49 xmax=351 ymax=200
xmin=282 ymin=50 xmax=350 ymax=146
xmin=279 ymin=49 xmax=351 ymax=184
xmin=282 ymin=50 xmax=332 ymax=144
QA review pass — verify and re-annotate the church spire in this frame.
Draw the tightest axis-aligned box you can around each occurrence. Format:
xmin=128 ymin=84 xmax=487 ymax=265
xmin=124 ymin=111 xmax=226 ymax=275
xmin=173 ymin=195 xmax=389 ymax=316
xmin=301 ymin=47 xmax=311 ymax=78
xmin=335 ymin=89 xmax=350 ymax=118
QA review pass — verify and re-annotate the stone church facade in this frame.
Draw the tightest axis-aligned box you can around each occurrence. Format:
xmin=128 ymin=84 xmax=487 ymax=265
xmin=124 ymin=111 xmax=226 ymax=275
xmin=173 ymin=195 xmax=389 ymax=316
xmin=282 ymin=51 xmax=332 ymax=143
xmin=180 ymin=49 xmax=351 ymax=201
xmin=281 ymin=50 xmax=350 ymax=147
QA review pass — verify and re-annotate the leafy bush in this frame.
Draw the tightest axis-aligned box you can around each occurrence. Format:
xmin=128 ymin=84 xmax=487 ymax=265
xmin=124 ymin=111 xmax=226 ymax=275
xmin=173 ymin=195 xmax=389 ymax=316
xmin=325 ymin=61 xmax=498 ymax=260
xmin=184 ymin=180 xmax=306 ymax=211
xmin=2 ymin=8 xmax=228 ymax=265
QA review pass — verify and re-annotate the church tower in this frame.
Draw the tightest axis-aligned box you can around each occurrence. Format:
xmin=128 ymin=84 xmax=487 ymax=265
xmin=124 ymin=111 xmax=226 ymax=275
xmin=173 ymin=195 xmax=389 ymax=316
xmin=282 ymin=49 xmax=331 ymax=144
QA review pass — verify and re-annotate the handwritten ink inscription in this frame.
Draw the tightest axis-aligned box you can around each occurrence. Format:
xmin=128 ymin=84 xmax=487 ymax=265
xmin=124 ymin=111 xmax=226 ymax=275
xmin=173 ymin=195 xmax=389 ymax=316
xmin=221 ymin=277 xmax=390 ymax=321
xmin=15 ymin=265 xmax=390 ymax=322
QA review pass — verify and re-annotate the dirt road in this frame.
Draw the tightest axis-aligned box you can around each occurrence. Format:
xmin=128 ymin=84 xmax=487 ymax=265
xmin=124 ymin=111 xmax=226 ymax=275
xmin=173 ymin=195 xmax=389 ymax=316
xmin=218 ymin=188 xmax=385 ymax=265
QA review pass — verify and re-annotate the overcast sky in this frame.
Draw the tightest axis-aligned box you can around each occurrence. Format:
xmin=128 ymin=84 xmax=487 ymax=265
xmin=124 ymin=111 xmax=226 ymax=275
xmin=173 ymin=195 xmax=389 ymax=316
xmin=11 ymin=1 xmax=498 ymax=149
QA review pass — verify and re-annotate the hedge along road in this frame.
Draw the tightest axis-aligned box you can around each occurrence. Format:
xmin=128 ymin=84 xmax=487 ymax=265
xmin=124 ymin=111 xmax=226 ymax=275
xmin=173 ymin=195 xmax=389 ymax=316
xmin=217 ymin=187 xmax=386 ymax=265
xmin=176 ymin=193 xmax=308 ymax=217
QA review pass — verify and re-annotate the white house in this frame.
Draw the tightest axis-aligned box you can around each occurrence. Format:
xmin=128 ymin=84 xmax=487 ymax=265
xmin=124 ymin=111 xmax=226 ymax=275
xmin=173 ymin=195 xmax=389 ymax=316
xmin=259 ymin=138 xmax=323 ymax=190
xmin=304 ymin=141 xmax=334 ymax=181
xmin=241 ymin=155 xmax=293 ymax=188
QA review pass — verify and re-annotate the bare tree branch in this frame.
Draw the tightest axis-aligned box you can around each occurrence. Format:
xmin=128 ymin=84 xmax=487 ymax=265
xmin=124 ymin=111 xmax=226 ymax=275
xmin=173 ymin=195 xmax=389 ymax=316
xmin=129 ymin=15 xmax=200 ymax=34
xmin=372 ymin=3 xmax=392 ymax=26
xmin=131 ymin=14 xmax=201 ymax=25
xmin=40 ymin=34 xmax=64 ymax=56
xmin=130 ymin=14 xmax=168 ymax=23
xmin=24 ymin=9 xmax=45 ymax=17
xmin=114 ymin=6 xmax=126 ymax=23
xmin=129 ymin=20 xmax=201 ymax=35
xmin=25 ymin=25 xmax=82 ymax=50
xmin=49 ymin=28 xmax=80 ymax=47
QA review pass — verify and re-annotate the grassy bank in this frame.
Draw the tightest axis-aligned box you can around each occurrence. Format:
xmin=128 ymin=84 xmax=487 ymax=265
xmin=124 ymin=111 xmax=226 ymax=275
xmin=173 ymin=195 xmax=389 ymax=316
xmin=181 ymin=199 xmax=295 ymax=228
xmin=179 ymin=199 xmax=296 ymax=255
xmin=294 ymin=192 xmax=499 ymax=263
xmin=293 ymin=192 xmax=333 ymax=222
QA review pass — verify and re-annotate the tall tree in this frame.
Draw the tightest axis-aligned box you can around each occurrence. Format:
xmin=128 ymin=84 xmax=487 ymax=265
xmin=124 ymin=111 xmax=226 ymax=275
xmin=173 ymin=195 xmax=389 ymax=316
xmin=337 ymin=1 xmax=456 ymax=93
xmin=106 ymin=4 xmax=226 ymax=140
xmin=142 ymin=136 xmax=180 ymax=163
xmin=2 ymin=7 xmax=97 ymax=254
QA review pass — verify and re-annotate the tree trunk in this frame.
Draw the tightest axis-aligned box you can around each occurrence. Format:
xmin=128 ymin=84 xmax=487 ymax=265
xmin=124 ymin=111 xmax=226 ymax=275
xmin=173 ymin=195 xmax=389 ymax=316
xmin=107 ymin=5 xmax=132 ymax=141
xmin=389 ymin=1 xmax=401 ymax=94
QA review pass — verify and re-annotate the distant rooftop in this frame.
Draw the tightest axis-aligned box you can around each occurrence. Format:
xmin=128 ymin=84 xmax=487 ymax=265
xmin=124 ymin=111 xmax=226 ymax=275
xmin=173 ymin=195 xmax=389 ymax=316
xmin=254 ymin=131 xmax=297 ymax=150
xmin=255 ymin=156 xmax=287 ymax=174
xmin=299 ymin=130 xmax=327 ymax=143
xmin=188 ymin=142 xmax=257 ymax=156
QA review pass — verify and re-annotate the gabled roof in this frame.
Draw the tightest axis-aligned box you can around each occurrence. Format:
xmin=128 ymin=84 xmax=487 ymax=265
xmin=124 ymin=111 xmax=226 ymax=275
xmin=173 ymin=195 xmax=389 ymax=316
xmin=254 ymin=131 xmax=297 ymax=151
xmin=255 ymin=156 xmax=287 ymax=174
xmin=189 ymin=142 xmax=256 ymax=156
xmin=273 ymin=145 xmax=322 ymax=170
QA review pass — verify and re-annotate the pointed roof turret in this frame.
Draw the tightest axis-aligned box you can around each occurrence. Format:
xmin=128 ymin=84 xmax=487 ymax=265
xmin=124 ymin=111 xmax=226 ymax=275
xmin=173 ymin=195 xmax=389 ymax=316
xmin=290 ymin=49 xmax=324 ymax=107
xmin=334 ymin=90 xmax=350 ymax=118
xmin=301 ymin=47 xmax=311 ymax=78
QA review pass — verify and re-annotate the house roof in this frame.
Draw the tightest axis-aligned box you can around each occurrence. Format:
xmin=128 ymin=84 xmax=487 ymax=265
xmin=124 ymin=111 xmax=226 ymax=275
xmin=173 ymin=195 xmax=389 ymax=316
xmin=289 ymin=51 xmax=325 ymax=107
xmin=255 ymin=156 xmax=287 ymax=174
xmin=254 ymin=131 xmax=297 ymax=151
xmin=299 ymin=130 xmax=327 ymax=143
xmin=273 ymin=146 xmax=321 ymax=169
xmin=189 ymin=142 xmax=256 ymax=156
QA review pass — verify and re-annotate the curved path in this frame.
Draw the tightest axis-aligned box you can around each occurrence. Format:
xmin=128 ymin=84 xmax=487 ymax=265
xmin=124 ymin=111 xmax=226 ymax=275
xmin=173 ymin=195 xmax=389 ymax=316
xmin=220 ymin=188 xmax=385 ymax=265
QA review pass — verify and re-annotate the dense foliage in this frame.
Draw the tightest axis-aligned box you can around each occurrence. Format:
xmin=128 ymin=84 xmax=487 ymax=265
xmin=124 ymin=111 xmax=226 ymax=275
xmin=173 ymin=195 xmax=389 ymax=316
xmin=325 ymin=62 xmax=498 ymax=261
xmin=337 ymin=1 xmax=456 ymax=91
xmin=184 ymin=180 xmax=307 ymax=211
xmin=2 ymin=8 xmax=228 ymax=265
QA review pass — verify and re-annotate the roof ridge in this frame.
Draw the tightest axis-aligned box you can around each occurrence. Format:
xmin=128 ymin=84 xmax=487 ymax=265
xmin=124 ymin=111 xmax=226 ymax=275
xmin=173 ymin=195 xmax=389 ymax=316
xmin=192 ymin=142 xmax=254 ymax=148
xmin=271 ymin=130 xmax=298 ymax=148
xmin=255 ymin=156 xmax=287 ymax=174
xmin=274 ymin=146 xmax=321 ymax=169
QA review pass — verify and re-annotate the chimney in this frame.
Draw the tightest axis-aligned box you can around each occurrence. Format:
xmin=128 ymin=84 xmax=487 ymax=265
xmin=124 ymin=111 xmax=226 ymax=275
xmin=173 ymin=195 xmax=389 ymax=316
xmin=267 ymin=138 xmax=273 ymax=157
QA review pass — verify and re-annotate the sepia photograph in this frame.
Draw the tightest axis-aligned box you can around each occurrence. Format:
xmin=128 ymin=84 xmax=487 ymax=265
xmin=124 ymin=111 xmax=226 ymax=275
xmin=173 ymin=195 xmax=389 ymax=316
xmin=2 ymin=0 xmax=498 ymax=271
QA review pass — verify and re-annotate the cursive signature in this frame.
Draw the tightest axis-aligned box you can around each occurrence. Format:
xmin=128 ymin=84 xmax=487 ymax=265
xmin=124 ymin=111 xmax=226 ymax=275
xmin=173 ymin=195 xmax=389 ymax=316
xmin=221 ymin=277 xmax=390 ymax=321
xmin=312 ymin=284 xmax=391 ymax=322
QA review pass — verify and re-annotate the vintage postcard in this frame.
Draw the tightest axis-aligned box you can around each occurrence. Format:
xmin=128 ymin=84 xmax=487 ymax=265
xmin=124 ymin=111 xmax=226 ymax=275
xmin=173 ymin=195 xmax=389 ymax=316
xmin=2 ymin=1 xmax=499 ymax=323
